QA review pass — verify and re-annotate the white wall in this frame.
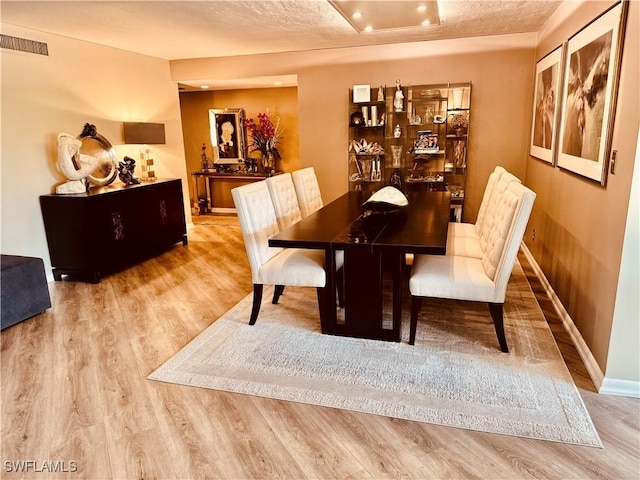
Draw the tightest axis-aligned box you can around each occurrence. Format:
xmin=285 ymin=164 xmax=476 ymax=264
xmin=601 ymin=128 xmax=640 ymax=397
xmin=1 ymin=24 xmax=191 ymax=280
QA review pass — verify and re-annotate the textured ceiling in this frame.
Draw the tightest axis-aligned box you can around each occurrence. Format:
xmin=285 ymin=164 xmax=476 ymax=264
xmin=2 ymin=0 xmax=561 ymax=61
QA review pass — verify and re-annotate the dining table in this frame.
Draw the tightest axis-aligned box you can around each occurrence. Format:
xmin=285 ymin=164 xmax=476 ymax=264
xmin=269 ymin=189 xmax=451 ymax=342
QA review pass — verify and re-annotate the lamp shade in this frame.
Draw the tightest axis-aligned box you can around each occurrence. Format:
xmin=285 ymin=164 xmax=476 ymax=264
xmin=123 ymin=122 xmax=166 ymax=144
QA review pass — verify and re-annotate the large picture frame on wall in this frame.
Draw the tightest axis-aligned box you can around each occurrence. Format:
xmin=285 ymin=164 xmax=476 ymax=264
xmin=209 ymin=108 xmax=246 ymax=164
xmin=530 ymin=45 xmax=564 ymax=164
xmin=556 ymin=0 xmax=628 ymax=185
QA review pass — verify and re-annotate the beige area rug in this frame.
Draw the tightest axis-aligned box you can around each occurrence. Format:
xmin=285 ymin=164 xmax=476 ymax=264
xmin=149 ymin=261 xmax=601 ymax=447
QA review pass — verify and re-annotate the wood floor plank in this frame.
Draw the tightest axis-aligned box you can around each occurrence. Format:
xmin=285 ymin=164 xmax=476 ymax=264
xmin=250 ymin=397 xmax=374 ymax=479
xmin=1 ymin=217 xmax=638 ymax=479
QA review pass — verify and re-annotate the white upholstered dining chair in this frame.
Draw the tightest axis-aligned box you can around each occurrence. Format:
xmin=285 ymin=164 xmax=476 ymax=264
xmin=409 ymin=181 xmax=536 ymax=352
xmin=446 ymin=166 xmax=522 ymax=259
xmin=265 ymin=173 xmax=302 ymax=231
xmin=232 ymin=181 xmax=340 ymax=325
xmin=291 ymin=167 xmax=323 ymax=217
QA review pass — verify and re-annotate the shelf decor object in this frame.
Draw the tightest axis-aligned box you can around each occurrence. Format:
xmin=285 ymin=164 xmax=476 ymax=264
xmin=353 ymin=84 xmax=371 ymax=103
xmin=556 ymin=0 xmax=628 ymax=186
xmin=529 ymin=45 xmax=564 ymax=165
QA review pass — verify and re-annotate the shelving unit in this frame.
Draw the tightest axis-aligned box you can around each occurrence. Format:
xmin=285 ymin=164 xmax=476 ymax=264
xmin=348 ymin=86 xmax=386 ymax=196
xmin=347 ymin=82 xmax=472 ymax=221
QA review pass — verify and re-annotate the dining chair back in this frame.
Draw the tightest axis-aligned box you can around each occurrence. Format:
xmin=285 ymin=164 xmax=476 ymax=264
xmin=409 ymin=181 xmax=536 ymax=352
xmin=266 ymin=173 xmax=302 ymax=231
xmin=232 ymin=181 xmax=329 ymax=325
xmin=292 ymin=167 xmax=323 ymax=217
xmin=447 ymin=166 xmax=521 ymax=258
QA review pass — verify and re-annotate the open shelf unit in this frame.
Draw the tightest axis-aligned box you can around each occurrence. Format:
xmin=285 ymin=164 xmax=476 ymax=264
xmin=348 ymin=82 xmax=471 ymax=221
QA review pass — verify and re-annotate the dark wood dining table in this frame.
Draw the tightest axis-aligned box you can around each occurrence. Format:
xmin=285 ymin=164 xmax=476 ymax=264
xmin=269 ymin=189 xmax=450 ymax=342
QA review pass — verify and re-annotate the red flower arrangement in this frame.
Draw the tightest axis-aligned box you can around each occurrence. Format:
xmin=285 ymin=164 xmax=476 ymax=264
xmin=244 ymin=113 xmax=283 ymax=161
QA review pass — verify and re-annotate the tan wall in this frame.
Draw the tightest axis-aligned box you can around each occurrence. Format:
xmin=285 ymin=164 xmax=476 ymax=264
xmin=1 ymin=24 xmax=190 ymax=279
xmin=179 ymin=87 xmax=300 ymax=207
xmin=525 ymin=0 xmax=639 ymax=372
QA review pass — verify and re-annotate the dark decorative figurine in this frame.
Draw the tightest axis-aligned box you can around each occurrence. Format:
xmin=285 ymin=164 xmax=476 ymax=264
xmin=118 ymin=156 xmax=140 ymax=185
xmin=80 ymin=123 xmax=98 ymax=138
xmin=390 ymin=169 xmax=402 ymax=190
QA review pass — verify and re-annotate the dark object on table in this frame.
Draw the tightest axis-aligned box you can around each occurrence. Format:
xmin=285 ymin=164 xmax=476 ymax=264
xmin=118 ymin=156 xmax=140 ymax=185
xmin=1 ymin=255 xmax=51 ymax=330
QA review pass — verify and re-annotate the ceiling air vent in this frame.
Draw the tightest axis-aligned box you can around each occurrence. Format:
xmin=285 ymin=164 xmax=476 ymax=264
xmin=0 ymin=34 xmax=48 ymax=56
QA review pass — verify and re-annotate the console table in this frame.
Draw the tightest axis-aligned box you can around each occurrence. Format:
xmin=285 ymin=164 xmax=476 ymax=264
xmin=192 ymin=171 xmax=276 ymax=213
xmin=40 ymin=178 xmax=187 ymax=283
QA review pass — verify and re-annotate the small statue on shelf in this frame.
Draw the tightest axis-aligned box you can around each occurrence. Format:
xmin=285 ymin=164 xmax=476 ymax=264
xmin=201 ymin=143 xmax=213 ymax=171
xmin=394 ymin=79 xmax=404 ymax=112
xmin=118 ymin=156 xmax=140 ymax=185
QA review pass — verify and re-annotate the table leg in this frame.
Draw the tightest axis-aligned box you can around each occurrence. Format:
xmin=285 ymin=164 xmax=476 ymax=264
xmin=206 ymin=177 xmax=213 ymax=211
xmin=322 ymin=247 xmax=337 ymax=334
xmin=391 ymin=250 xmax=404 ymax=342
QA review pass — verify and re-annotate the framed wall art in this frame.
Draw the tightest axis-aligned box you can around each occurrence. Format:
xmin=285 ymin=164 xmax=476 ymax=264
xmin=530 ymin=45 xmax=564 ymax=164
xmin=556 ymin=0 xmax=629 ymax=185
xmin=209 ymin=108 xmax=246 ymax=164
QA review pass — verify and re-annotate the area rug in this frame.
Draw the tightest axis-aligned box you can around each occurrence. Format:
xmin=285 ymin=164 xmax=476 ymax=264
xmin=148 ymin=261 xmax=602 ymax=447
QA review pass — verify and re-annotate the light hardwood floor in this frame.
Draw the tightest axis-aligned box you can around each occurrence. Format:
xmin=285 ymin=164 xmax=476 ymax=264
xmin=2 ymin=216 xmax=639 ymax=479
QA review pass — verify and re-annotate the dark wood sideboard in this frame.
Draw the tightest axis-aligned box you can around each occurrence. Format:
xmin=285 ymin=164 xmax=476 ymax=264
xmin=40 ymin=178 xmax=187 ymax=283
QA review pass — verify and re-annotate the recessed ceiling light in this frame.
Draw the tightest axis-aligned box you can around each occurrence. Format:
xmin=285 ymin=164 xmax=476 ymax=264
xmin=421 ymin=20 xmax=431 ymax=26
xmin=352 ymin=11 xmax=362 ymax=19
xmin=364 ymin=25 xmax=373 ymax=32
xmin=417 ymin=5 xmax=427 ymax=12
xmin=200 ymin=85 xmax=209 ymax=89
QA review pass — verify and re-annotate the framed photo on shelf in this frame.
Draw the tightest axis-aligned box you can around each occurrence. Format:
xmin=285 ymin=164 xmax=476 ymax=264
xmin=530 ymin=45 xmax=564 ymax=164
xmin=352 ymin=85 xmax=371 ymax=103
xmin=556 ymin=0 xmax=628 ymax=185
xmin=209 ymin=108 xmax=246 ymax=164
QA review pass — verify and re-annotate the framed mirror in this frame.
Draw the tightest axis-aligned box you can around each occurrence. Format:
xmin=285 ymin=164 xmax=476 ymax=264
xmin=209 ymin=108 xmax=246 ymax=164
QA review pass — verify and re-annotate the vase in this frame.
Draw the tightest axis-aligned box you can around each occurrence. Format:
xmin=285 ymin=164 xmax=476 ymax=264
xmin=262 ymin=151 xmax=276 ymax=176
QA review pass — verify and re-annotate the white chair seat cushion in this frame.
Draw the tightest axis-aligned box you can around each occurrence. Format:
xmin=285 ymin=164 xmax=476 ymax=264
xmin=259 ymin=248 xmax=327 ymax=287
xmin=409 ymin=254 xmax=496 ymax=302
xmin=449 ymin=222 xmax=478 ymax=239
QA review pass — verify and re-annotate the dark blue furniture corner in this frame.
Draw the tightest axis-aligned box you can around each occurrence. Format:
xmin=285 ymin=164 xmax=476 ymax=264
xmin=1 ymin=255 xmax=51 ymax=330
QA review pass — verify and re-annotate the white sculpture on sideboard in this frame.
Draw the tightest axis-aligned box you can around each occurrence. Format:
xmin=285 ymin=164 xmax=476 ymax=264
xmin=55 ymin=133 xmax=98 ymax=194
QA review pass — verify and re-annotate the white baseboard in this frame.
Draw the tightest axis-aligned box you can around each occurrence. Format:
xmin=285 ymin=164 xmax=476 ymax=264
xmin=599 ymin=377 xmax=640 ymax=398
xmin=520 ymin=243 xmax=605 ymax=391
xmin=211 ymin=207 xmax=237 ymax=214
